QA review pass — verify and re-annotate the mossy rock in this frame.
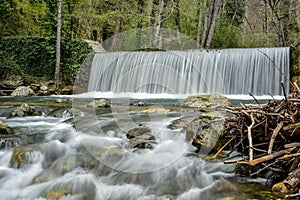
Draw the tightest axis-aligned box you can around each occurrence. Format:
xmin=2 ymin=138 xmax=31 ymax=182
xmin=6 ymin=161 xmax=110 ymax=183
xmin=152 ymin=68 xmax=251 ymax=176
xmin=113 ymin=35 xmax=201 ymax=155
xmin=182 ymin=94 xmax=231 ymax=109
xmin=272 ymin=182 xmax=296 ymax=197
xmin=0 ymin=120 xmax=15 ymax=135
xmin=10 ymin=146 xmax=36 ymax=168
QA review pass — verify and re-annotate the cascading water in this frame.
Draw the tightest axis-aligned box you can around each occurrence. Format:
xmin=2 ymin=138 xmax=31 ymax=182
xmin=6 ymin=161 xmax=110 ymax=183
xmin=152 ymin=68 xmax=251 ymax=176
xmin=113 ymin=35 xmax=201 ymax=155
xmin=88 ymin=47 xmax=290 ymax=96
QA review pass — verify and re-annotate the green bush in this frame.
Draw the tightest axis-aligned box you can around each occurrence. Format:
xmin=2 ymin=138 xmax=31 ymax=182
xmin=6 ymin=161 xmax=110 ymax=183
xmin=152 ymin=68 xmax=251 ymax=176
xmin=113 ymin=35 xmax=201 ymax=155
xmin=0 ymin=36 xmax=92 ymax=85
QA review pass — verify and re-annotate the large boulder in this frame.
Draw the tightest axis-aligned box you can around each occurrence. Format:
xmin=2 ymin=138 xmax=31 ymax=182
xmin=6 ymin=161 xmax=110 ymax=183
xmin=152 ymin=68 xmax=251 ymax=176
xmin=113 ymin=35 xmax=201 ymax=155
xmin=182 ymin=94 xmax=231 ymax=110
xmin=0 ymin=120 xmax=14 ymax=135
xmin=126 ymin=124 xmax=156 ymax=149
xmin=170 ymin=110 xmax=227 ymax=153
xmin=10 ymin=86 xmax=35 ymax=97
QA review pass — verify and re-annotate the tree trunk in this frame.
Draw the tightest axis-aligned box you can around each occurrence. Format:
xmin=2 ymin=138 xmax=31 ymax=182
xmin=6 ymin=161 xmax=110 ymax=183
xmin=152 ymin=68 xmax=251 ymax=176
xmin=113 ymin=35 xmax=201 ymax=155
xmin=149 ymin=0 xmax=159 ymax=48
xmin=136 ymin=0 xmax=145 ymax=49
xmin=205 ymin=0 xmax=222 ymax=49
xmin=154 ymin=0 xmax=168 ymax=49
xmin=201 ymin=0 xmax=213 ymax=48
xmin=55 ymin=0 xmax=62 ymax=87
xmin=268 ymin=0 xmax=286 ymax=47
xmin=196 ymin=0 xmax=204 ymax=48
xmin=174 ymin=0 xmax=182 ymax=49
xmin=111 ymin=17 xmax=123 ymax=51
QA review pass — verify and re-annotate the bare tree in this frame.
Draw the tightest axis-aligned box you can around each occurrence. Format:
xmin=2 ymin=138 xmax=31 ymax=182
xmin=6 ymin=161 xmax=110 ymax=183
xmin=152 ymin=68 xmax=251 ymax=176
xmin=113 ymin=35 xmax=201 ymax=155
xmin=196 ymin=0 xmax=204 ymax=48
xmin=55 ymin=0 xmax=62 ymax=87
xmin=201 ymin=0 xmax=222 ymax=49
xmin=136 ymin=0 xmax=145 ymax=49
xmin=154 ymin=0 xmax=168 ymax=49
xmin=267 ymin=0 xmax=286 ymax=46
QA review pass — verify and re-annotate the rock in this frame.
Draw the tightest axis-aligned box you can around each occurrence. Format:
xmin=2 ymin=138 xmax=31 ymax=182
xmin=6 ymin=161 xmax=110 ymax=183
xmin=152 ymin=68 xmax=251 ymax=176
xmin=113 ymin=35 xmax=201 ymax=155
xmin=0 ymin=74 xmax=24 ymax=89
xmin=87 ymin=99 xmax=110 ymax=107
xmin=8 ymin=103 xmax=44 ymax=117
xmin=40 ymin=85 xmax=48 ymax=91
xmin=137 ymin=101 xmax=144 ymax=106
xmin=10 ymin=86 xmax=35 ymax=97
xmin=47 ymin=189 xmax=71 ymax=199
xmin=10 ymin=146 xmax=38 ymax=168
xmin=126 ymin=124 xmax=156 ymax=149
xmin=182 ymin=94 xmax=231 ymax=110
xmin=56 ymin=98 xmax=63 ymax=103
xmin=0 ymin=120 xmax=14 ymax=135
xmin=141 ymin=108 xmax=171 ymax=113
xmin=272 ymin=182 xmax=295 ymax=197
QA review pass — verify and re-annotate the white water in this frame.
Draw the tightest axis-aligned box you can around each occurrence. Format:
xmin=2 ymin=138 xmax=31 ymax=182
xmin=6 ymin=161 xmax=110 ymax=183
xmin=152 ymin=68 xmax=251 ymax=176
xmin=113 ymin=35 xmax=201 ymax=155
xmin=88 ymin=48 xmax=290 ymax=96
xmin=0 ymin=109 xmax=242 ymax=199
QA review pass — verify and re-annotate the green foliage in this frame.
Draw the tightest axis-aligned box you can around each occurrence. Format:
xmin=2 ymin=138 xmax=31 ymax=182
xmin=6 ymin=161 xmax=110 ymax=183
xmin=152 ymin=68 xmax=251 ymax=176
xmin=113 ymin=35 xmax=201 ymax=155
xmin=0 ymin=36 xmax=92 ymax=85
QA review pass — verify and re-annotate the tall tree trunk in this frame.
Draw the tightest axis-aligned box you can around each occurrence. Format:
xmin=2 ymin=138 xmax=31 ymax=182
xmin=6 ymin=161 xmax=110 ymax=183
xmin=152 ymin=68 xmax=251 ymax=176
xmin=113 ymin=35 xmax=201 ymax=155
xmin=136 ymin=0 xmax=145 ymax=49
xmin=149 ymin=0 xmax=159 ymax=48
xmin=205 ymin=0 xmax=222 ymax=49
xmin=55 ymin=0 xmax=62 ymax=87
xmin=201 ymin=0 xmax=222 ymax=49
xmin=111 ymin=17 xmax=123 ymax=51
xmin=197 ymin=0 xmax=204 ymax=48
xmin=154 ymin=0 xmax=168 ymax=49
xmin=201 ymin=0 xmax=213 ymax=48
xmin=268 ymin=0 xmax=286 ymax=46
xmin=263 ymin=0 xmax=269 ymax=44
xmin=174 ymin=0 xmax=182 ymax=49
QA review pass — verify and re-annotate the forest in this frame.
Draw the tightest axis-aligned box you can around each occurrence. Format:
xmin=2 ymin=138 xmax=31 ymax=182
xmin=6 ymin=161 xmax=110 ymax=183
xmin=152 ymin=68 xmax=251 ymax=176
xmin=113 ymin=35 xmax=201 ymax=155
xmin=0 ymin=0 xmax=300 ymax=84
xmin=1 ymin=0 xmax=300 ymax=49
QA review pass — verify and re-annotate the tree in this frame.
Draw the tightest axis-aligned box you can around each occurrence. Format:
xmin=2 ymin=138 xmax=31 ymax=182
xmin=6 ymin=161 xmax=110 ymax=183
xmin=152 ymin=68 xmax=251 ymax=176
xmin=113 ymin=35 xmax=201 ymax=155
xmin=201 ymin=0 xmax=222 ymax=49
xmin=55 ymin=0 xmax=62 ymax=86
xmin=196 ymin=0 xmax=204 ymax=48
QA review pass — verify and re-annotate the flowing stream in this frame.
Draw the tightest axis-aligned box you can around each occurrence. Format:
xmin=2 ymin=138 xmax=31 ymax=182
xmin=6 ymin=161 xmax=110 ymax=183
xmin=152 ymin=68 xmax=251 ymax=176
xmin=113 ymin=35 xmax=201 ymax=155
xmin=0 ymin=97 xmax=269 ymax=200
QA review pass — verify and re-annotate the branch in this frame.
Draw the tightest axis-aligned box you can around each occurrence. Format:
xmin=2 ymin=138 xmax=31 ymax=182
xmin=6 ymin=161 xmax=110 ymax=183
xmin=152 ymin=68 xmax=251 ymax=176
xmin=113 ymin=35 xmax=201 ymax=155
xmin=247 ymin=113 xmax=255 ymax=161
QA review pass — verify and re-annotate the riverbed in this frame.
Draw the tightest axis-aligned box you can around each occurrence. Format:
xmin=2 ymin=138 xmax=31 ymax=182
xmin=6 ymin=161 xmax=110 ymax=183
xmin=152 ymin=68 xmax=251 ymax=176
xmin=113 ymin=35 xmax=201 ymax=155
xmin=0 ymin=96 xmax=272 ymax=199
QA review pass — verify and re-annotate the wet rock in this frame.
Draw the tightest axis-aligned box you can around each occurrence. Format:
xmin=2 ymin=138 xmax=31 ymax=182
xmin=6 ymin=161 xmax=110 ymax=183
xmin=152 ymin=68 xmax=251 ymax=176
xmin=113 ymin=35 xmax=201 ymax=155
xmin=8 ymin=103 xmax=45 ymax=117
xmin=182 ymin=94 xmax=231 ymax=110
xmin=10 ymin=86 xmax=35 ymax=97
xmin=46 ymin=189 xmax=71 ymax=199
xmin=88 ymin=99 xmax=110 ymax=107
xmin=10 ymin=146 xmax=38 ymax=168
xmin=191 ymin=111 xmax=226 ymax=152
xmin=170 ymin=110 xmax=226 ymax=153
xmin=126 ymin=124 xmax=156 ymax=149
xmin=55 ymin=98 xmax=63 ymax=103
xmin=0 ymin=120 xmax=14 ymax=135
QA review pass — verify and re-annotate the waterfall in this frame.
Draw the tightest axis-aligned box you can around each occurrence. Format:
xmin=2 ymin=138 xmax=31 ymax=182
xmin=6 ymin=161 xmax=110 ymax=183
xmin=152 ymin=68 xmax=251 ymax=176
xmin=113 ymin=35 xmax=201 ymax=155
xmin=88 ymin=47 xmax=290 ymax=96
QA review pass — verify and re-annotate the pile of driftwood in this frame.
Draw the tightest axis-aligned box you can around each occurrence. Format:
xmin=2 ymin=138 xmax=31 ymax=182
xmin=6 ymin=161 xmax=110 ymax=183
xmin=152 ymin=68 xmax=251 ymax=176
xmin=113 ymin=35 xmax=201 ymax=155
xmin=222 ymin=83 xmax=300 ymax=198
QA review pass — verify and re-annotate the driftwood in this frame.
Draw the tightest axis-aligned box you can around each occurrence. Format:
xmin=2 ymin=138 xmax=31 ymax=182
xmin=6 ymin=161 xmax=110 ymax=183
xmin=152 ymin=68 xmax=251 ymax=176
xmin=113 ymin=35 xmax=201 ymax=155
xmin=284 ymin=167 xmax=300 ymax=190
xmin=222 ymin=84 xmax=300 ymax=198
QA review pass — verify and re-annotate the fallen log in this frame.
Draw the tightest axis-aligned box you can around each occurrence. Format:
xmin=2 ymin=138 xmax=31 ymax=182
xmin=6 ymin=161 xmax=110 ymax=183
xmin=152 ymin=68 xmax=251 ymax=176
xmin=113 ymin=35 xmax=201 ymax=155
xmin=248 ymin=148 xmax=295 ymax=166
xmin=284 ymin=167 xmax=300 ymax=190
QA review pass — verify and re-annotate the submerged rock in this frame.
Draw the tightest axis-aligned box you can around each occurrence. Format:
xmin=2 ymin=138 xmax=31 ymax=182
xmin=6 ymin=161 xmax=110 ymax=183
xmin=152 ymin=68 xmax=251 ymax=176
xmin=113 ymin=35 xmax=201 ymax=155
xmin=126 ymin=124 xmax=156 ymax=149
xmin=10 ymin=146 xmax=39 ymax=168
xmin=0 ymin=120 xmax=14 ymax=135
xmin=88 ymin=99 xmax=110 ymax=107
xmin=10 ymin=86 xmax=35 ymax=97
